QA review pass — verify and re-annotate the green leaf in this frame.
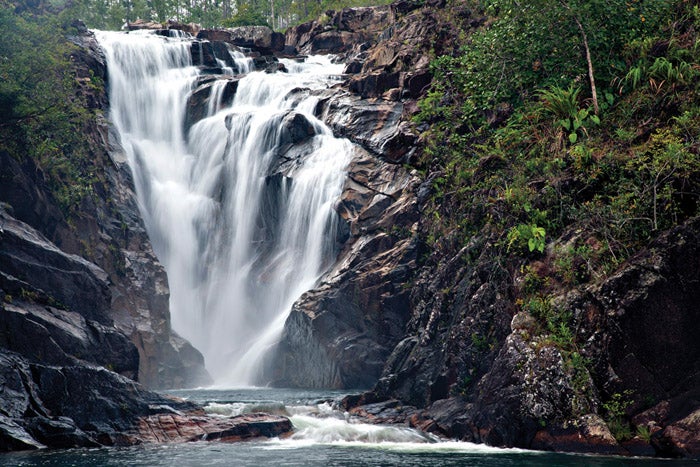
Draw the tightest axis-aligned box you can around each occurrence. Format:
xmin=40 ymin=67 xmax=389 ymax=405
xmin=559 ymin=119 xmax=571 ymax=130
xmin=569 ymin=132 xmax=578 ymax=144
xmin=590 ymin=114 xmax=601 ymax=125
xmin=528 ymin=238 xmax=537 ymax=252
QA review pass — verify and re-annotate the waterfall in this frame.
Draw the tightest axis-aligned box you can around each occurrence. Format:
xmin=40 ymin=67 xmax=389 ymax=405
xmin=96 ymin=30 xmax=351 ymax=386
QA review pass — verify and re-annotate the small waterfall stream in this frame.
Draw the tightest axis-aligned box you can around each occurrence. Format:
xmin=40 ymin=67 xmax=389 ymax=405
xmin=96 ymin=30 xmax=351 ymax=386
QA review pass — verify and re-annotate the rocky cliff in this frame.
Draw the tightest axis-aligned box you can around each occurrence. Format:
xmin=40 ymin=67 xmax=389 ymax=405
xmin=0 ymin=27 xmax=209 ymax=390
xmin=0 ymin=23 xmax=218 ymax=449
xmin=273 ymin=0 xmax=700 ymax=459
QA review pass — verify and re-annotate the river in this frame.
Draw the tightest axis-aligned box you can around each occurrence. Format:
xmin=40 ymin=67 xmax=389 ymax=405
xmin=2 ymin=388 xmax=695 ymax=466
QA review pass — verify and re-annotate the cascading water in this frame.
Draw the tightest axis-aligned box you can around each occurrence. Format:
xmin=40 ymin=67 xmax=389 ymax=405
xmin=96 ymin=30 xmax=351 ymax=386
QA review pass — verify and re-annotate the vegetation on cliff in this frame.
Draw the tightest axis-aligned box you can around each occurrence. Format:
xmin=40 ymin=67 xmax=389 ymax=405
xmin=0 ymin=4 xmax=102 ymax=216
xmin=412 ymin=0 xmax=699 ymax=442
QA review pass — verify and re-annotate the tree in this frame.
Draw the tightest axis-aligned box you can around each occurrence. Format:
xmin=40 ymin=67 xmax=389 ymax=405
xmin=453 ymin=0 xmax=673 ymax=118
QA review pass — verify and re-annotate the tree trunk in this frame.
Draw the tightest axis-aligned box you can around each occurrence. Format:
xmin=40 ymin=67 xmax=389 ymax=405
xmin=573 ymin=15 xmax=599 ymax=115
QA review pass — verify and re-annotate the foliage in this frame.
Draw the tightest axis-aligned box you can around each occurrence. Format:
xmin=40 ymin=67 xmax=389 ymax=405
xmin=0 ymin=5 xmax=98 ymax=215
xmin=538 ymin=85 xmax=600 ymax=144
xmin=417 ymin=0 xmax=700 ymax=274
xmin=416 ymin=1 xmax=700 ymax=414
xmin=221 ymin=1 xmax=269 ymax=27
xmin=507 ymin=224 xmax=546 ymax=253
xmin=602 ymin=391 xmax=635 ymax=441
xmin=65 ymin=0 xmax=393 ymax=30
xmin=636 ymin=424 xmax=652 ymax=443
xmin=416 ymin=0 xmax=673 ymax=129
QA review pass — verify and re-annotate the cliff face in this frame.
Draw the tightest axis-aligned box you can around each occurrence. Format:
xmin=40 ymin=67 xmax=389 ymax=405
xmin=0 ymin=27 xmax=209 ymax=392
xmin=277 ymin=0 xmax=700 ymax=458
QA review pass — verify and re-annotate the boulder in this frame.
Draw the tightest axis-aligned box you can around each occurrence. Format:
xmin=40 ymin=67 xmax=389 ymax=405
xmin=278 ymin=112 xmax=317 ymax=146
xmin=136 ymin=413 xmax=293 ymax=443
xmin=190 ymin=40 xmax=218 ymax=68
xmin=197 ymin=26 xmax=284 ymax=54
xmin=184 ymin=76 xmax=241 ymax=132
xmin=127 ymin=19 xmax=163 ymax=30
xmin=656 ymin=409 xmax=700 ymax=459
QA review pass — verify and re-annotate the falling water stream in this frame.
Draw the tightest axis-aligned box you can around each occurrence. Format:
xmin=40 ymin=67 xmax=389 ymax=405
xmin=96 ymin=30 xmax=350 ymax=386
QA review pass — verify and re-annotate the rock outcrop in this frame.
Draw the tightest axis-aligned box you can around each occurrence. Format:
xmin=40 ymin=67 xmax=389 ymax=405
xmin=0 ymin=198 xmax=291 ymax=451
xmin=267 ymin=0 xmax=472 ymax=390
xmin=137 ymin=413 xmax=292 ymax=443
xmin=277 ymin=0 xmax=700 ymax=459
xmin=0 ymin=26 xmax=209 ymax=400
xmin=198 ymin=26 xmax=285 ymax=56
xmin=271 ymin=145 xmax=420 ymax=388
xmin=338 ymin=215 xmax=700 ymax=458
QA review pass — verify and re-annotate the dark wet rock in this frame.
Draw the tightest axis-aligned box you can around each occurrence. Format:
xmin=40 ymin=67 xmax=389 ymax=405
xmin=347 ymin=399 xmax=421 ymax=425
xmin=278 ymin=113 xmax=317 ymax=146
xmin=316 ymin=91 xmax=417 ymax=164
xmin=252 ymin=54 xmax=284 ymax=73
xmin=0 ymin=356 xmax=290 ymax=449
xmin=0 ymin=209 xmax=111 ymax=325
xmin=184 ymin=76 xmax=241 ymax=132
xmin=23 ymin=417 xmax=100 ymax=449
xmin=190 ymin=40 xmax=217 ymax=67
xmin=0 ymin=415 xmax=46 ymax=451
xmin=190 ymin=40 xmax=238 ymax=70
xmin=656 ymin=409 xmax=700 ymax=459
xmin=530 ymin=415 xmax=624 ymax=455
xmin=0 ymin=151 xmax=64 ymax=246
xmin=342 ymin=215 xmax=700 ymax=457
xmin=211 ymin=41 xmax=236 ymax=68
xmin=347 ymin=71 xmax=401 ymax=99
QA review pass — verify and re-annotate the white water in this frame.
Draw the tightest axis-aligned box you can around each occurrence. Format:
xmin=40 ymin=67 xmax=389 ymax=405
xmin=198 ymin=394 xmax=530 ymax=455
xmin=96 ymin=30 xmax=350 ymax=386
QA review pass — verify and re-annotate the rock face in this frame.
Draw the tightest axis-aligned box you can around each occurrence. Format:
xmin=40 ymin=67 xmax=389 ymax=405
xmin=275 ymin=0 xmax=700 ymax=459
xmin=0 ymin=27 xmax=209 ymax=402
xmin=270 ymin=145 xmax=420 ymax=388
xmin=0 ymin=346 xmax=291 ymax=450
xmin=286 ymin=6 xmax=392 ymax=56
xmin=339 ymin=215 xmax=700 ymax=458
xmin=268 ymin=0 xmax=471 ymax=392
xmin=198 ymin=26 xmax=285 ymax=55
